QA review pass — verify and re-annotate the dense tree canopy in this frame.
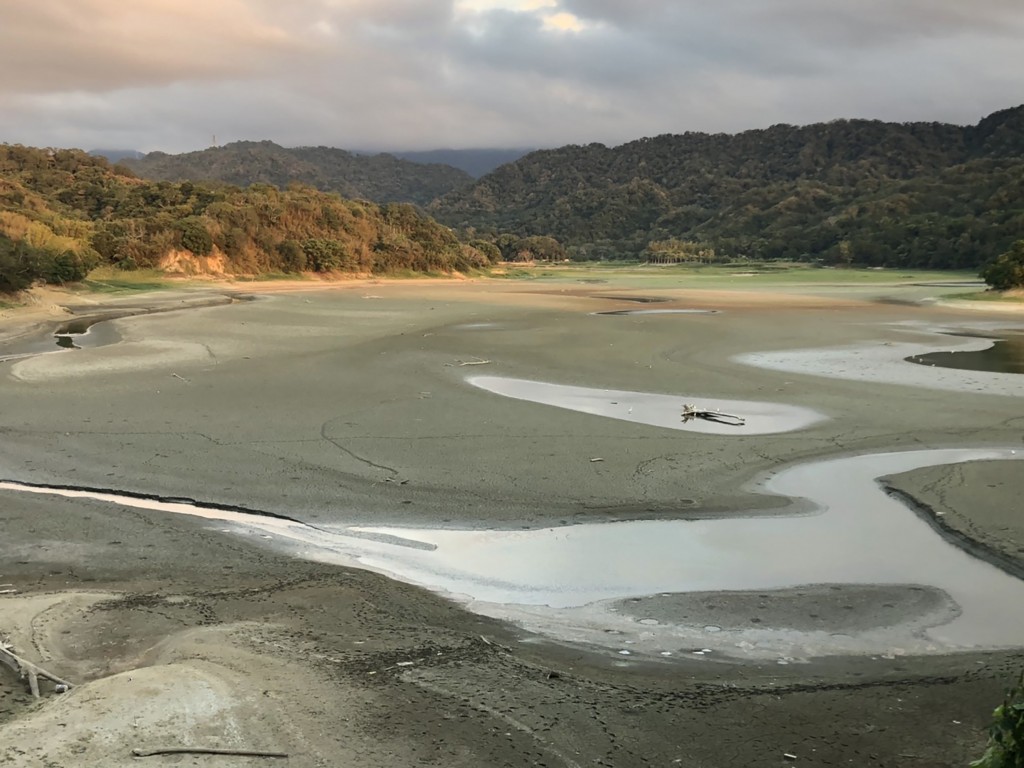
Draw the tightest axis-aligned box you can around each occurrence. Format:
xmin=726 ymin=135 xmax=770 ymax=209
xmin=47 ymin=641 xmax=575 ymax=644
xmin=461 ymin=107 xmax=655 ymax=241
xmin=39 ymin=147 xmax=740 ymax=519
xmin=981 ymin=240 xmax=1024 ymax=290
xmin=124 ymin=141 xmax=473 ymax=207
xmin=431 ymin=106 xmax=1024 ymax=269
xmin=0 ymin=145 xmax=493 ymax=291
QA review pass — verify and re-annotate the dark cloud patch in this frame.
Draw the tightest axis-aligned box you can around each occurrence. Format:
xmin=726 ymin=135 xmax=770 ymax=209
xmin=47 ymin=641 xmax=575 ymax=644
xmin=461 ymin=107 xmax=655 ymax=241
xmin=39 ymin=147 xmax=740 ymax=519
xmin=562 ymin=0 xmax=1024 ymax=45
xmin=448 ymin=10 xmax=680 ymax=88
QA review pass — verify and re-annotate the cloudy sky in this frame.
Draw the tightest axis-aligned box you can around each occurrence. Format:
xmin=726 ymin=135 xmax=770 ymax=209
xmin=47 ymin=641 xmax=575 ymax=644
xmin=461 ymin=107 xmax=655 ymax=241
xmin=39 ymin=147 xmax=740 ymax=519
xmin=2 ymin=0 xmax=1023 ymax=153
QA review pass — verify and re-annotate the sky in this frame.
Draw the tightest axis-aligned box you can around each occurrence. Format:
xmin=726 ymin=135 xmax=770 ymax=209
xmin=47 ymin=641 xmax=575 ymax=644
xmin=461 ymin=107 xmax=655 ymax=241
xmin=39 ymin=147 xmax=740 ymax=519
xmin=1 ymin=0 xmax=1023 ymax=154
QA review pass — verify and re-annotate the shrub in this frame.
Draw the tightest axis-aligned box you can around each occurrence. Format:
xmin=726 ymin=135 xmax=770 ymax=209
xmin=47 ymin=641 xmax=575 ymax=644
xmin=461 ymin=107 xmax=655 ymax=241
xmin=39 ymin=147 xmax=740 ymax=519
xmin=178 ymin=217 xmax=213 ymax=256
xmin=972 ymin=674 xmax=1024 ymax=768
xmin=981 ymin=241 xmax=1024 ymax=291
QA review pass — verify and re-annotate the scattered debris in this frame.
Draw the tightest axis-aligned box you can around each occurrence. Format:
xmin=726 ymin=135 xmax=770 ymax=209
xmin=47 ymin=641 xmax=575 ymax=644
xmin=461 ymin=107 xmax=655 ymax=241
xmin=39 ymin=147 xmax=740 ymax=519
xmin=171 ymin=373 xmax=190 ymax=383
xmin=783 ymin=753 xmax=798 ymax=761
xmin=589 ymin=457 xmax=604 ymax=462
xmin=457 ymin=358 xmax=492 ymax=366
xmin=477 ymin=635 xmax=512 ymax=654
xmin=131 ymin=747 xmax=288 ymax=759
xmin=681 ymin=404 xmax=745 ymax=426
xmin=0 ymin=639 xmax=73 ymax=698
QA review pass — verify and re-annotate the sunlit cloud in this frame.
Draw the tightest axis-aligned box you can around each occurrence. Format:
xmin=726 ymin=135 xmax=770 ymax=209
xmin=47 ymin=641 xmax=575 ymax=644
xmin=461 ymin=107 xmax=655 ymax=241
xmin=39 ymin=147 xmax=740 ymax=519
xmin=541 ymin=11 xmax=590 ymax=32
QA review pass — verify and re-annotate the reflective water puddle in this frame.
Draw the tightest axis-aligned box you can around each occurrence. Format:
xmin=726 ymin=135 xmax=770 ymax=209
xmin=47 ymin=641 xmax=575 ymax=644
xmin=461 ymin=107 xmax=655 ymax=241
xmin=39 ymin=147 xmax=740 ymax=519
xmin=907 ymin=332 xmax=1024 ymax=375
xmin=52 ymin=318 xmax=124 ymax=351
xmin=466 ymin=375 xmax=825 ymax=434
xmin=0 ymin=320 xmax=122 ymax=362
xmin=737 ymin=324 xmax=1024 ymax=397
xmin=2 ymin=448 xmax=1021 ymax=660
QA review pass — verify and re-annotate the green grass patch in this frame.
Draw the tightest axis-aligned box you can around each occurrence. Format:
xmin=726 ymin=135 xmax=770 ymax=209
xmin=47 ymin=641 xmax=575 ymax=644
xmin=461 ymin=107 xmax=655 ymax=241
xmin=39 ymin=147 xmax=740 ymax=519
xmin=488 ymin=262 xmax=978 ymax=290
xmin=233 ymin=271 xmax=310 ymax=282
xmin=947 ymin=290 xmax=1024 ymax=303
xmin=81 ymin=268 xmax=173 ymax=293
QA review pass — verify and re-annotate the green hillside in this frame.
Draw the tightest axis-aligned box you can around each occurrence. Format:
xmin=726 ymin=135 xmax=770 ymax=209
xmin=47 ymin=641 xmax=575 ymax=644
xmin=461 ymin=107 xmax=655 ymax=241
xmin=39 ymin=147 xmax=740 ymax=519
xmin=124 ymin=141 xmax=473 ymax=206
xmin=431 ymin=106 xmax=1024 ymax=269
xmin=0 ymin=145 xmax=489 ymax=292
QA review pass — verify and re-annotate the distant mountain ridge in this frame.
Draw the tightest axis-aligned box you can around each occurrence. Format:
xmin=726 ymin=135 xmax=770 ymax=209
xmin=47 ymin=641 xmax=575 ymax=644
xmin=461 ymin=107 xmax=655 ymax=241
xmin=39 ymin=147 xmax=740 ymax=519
xmin=124 ymin=141 xmax=473 ymax=206
xmin=383 ymin=148 xmax=534 ymax=178
xmin=89 ymin=148 xmax=146 ymax=163
xmin=101 ymin=106 xmax=1024 ymax=270
xmin=429 ymin=105 xmax=1024 ymax=269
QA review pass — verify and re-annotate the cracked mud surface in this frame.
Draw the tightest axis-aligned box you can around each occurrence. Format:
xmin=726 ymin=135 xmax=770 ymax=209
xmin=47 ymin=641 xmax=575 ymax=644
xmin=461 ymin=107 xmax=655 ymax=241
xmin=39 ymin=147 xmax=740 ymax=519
xmin=1 ymin=279 xmax=1023 ymax=766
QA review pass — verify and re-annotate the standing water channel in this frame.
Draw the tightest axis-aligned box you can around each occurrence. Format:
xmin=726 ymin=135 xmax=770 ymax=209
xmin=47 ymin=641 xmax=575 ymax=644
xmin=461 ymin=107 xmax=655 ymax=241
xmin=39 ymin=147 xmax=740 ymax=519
xmin=2 ymin=447 xmax=1022 ymax=661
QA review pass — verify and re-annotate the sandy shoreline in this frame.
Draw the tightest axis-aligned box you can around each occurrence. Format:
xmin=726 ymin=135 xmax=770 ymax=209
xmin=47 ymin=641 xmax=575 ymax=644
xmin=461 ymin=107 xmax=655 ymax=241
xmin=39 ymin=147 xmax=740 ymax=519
xmin=2 ymin=276 xmax=1023 ymax=766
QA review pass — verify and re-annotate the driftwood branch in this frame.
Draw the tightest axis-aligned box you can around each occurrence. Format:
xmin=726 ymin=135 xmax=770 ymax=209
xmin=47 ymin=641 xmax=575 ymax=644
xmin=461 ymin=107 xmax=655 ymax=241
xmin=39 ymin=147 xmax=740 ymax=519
xmin=132 ymin=747 xmax=288 ymax=758
xmin=681 ymin=403 xmax=746 ymax=426
xmin=0 ymin=641 xmax=73 ymax=697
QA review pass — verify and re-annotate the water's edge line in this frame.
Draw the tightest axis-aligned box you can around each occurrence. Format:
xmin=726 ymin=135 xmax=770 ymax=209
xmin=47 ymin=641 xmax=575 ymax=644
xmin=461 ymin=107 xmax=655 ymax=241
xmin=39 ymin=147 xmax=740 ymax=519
xmin=882 ymin=483 xmax=1024 ymax=582
xmin=3 ymin=461 xmax=1023 ymax=586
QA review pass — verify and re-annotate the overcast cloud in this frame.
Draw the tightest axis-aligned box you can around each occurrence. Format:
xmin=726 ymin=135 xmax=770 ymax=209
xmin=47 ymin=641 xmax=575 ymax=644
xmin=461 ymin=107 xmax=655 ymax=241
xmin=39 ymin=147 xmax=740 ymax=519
xmin=1 ymin=0 xmax=1022 ymax=152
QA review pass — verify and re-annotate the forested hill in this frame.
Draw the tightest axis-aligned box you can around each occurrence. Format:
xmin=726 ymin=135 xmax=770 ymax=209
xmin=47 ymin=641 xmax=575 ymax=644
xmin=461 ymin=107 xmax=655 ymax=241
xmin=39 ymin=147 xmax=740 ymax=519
xmin=124 ymin=141 xmax=473 ymax=206
xmin=0 ymin=145 xmax=490 ymax=292
xmin=431 ymin=106 xmax=1024 ymax=269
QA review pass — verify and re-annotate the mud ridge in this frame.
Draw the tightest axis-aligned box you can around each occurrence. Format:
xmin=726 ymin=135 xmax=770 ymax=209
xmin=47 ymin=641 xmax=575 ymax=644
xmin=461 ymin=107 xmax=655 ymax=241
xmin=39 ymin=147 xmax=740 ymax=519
xmin=883 ymin=484 xmax=1024 ymax=581
xmin=54 ymin=295 xmax=236 ymax=331
xmin=0 ymin=478 xmax=324 ymax=531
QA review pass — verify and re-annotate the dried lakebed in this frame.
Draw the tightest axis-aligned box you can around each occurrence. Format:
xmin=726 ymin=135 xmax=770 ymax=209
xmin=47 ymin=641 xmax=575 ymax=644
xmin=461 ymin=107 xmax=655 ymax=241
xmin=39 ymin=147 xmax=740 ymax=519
xmin=2 ymin=447 xmax=1021 ymax=663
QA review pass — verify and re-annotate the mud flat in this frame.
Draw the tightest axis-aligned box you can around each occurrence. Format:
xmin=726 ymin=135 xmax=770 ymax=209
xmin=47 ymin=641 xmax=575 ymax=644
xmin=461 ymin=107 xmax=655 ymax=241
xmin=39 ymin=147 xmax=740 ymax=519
xmin=1 ymin=278 xmax=1023 ymax=766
